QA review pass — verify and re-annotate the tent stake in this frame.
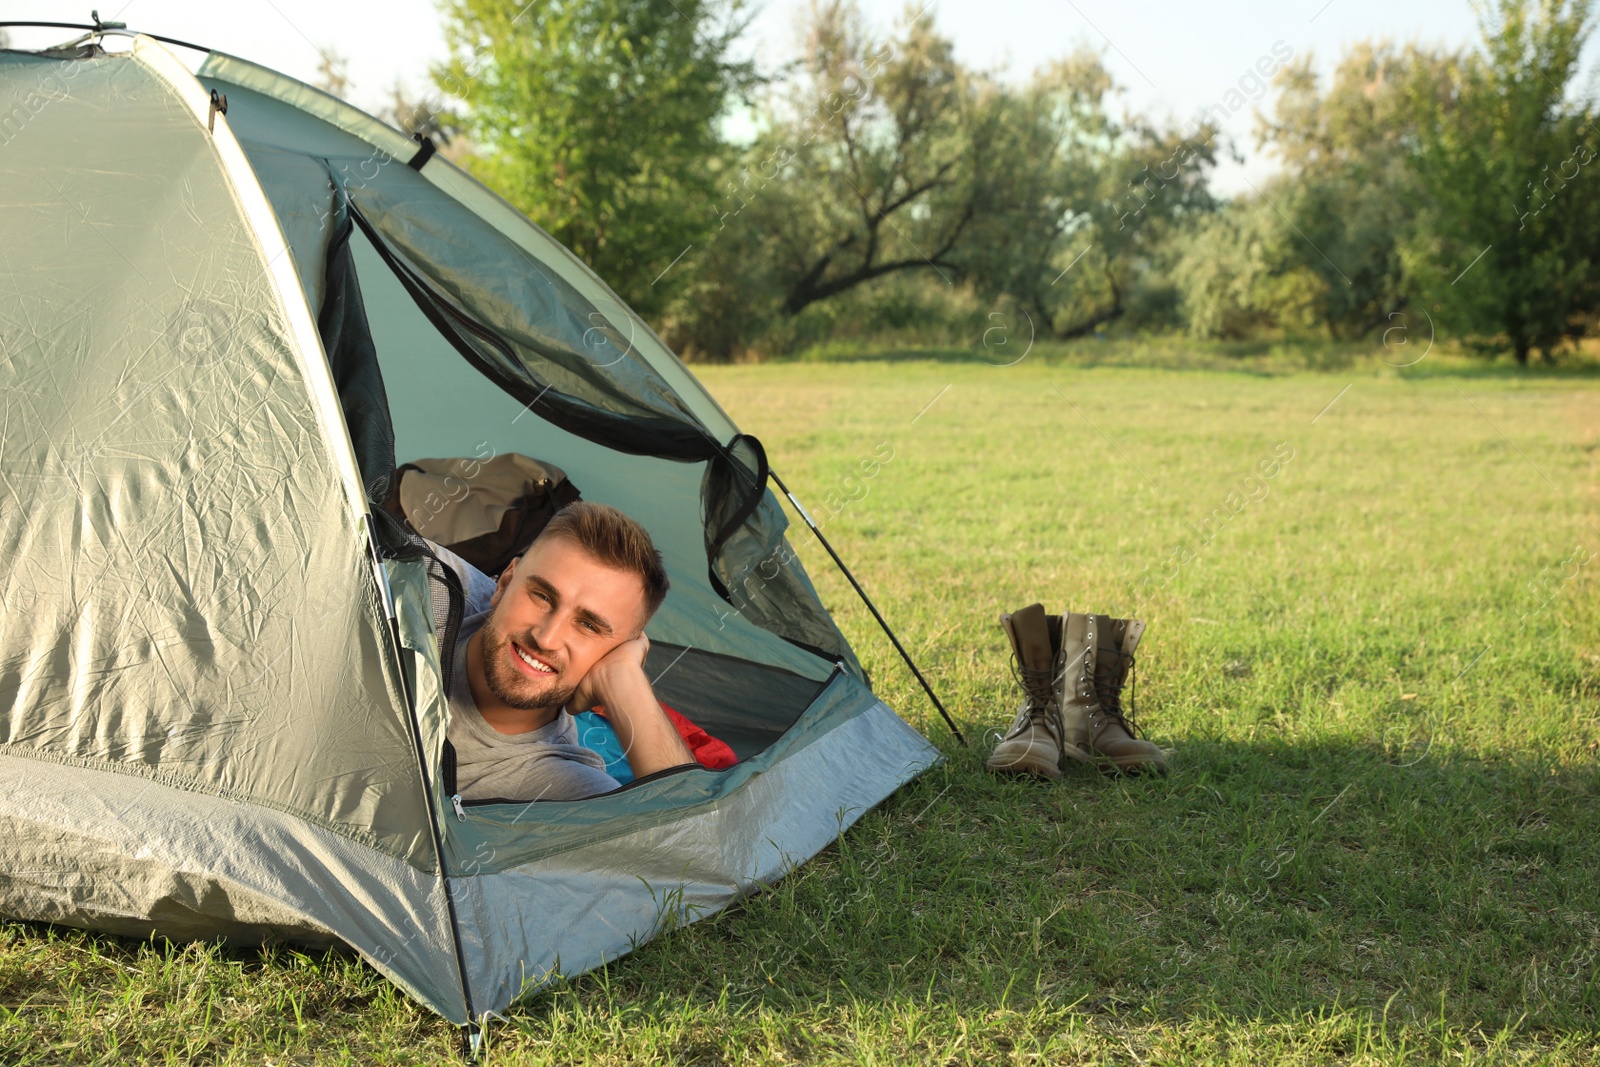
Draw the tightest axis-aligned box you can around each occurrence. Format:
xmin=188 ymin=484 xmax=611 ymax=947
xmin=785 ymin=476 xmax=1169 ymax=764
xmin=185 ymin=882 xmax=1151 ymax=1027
xmin=769 ymin=470 xmax=966 ymax=747
xmin=462 ymin=1020 xmax=484 ymax=1062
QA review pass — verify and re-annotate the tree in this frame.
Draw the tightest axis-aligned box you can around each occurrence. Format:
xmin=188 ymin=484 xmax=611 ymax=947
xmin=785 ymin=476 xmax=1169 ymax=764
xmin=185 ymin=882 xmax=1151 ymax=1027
xmin=1257 ymin=41 xmax=1456 ymax=337
xmin=654 ymin=0 xmax=1006 ymax=357
xmin=1402 ymin=0 xmax=1600 ymax=363
xmin=954 ymin=52 xmax=1111 ymax=339
xmin=1170 ymin=192 xmax=1325 ymax=339
xmin=930 ymin=45 xmax=1220 ymax=341
xmin=979 ymin=69 xmax=1216 ymax=342
xmin=725 ymin=1 xmax=991 ymax=319
xmin=674 ymin=5 xmax=1219 ymax=355
xmin=435 ymin=0 xmax=758 ymax=320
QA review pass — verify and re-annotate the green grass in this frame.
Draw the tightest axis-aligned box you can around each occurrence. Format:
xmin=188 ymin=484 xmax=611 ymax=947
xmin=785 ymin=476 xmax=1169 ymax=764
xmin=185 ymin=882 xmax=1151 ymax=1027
xmin=5 ymin=350 xmax=1599 ymax=1064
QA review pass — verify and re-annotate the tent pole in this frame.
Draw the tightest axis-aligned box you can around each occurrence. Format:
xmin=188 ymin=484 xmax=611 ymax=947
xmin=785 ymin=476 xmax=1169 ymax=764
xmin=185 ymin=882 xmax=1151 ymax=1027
xmin=0 ymin=21 xmax=218 ymax=54
xmin=367 ymin=535 xmax=483 ymax=1040
xmin=769 ymin=470 xmax=966 ymax=747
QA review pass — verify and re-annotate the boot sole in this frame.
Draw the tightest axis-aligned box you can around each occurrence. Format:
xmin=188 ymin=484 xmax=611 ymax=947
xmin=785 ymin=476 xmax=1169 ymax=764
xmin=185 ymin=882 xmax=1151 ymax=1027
xmin=985 ymin=758 xmax=1063 ymax=781
xmin=987 ymin=742 xmax=1094 ymax=779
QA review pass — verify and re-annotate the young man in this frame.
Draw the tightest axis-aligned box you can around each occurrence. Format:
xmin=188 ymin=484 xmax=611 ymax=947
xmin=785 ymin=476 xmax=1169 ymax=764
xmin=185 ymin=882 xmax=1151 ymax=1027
xmin=437 ymin=501 xmax=695 ymax=803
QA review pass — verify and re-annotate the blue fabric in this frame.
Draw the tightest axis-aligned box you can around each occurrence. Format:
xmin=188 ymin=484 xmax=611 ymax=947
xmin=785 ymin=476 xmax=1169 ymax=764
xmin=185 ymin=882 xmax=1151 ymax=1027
xmin=570 ymin=711 xmax=634 ymax=785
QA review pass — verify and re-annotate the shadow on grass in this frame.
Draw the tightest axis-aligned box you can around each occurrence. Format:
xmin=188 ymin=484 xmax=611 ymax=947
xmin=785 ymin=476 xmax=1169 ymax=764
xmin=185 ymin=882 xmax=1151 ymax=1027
xmin=4 ymin=737 xmax=1596 ymax=1056
xmin=511 ymin=735 xmax=1600 ymax=1043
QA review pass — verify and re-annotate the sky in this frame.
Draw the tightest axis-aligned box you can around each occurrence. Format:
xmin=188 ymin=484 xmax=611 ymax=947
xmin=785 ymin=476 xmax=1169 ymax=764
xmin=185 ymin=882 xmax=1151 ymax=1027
xmin=4 ymin=0 xmax=1594 ymax=193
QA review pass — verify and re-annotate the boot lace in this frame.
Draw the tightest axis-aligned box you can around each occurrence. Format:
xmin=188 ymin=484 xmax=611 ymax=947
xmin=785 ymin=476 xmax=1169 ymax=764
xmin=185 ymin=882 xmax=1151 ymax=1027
xmin=1009 ymin=656 xmax=1063 ymax=733
xmin=1093 ymin=648 xmax=1144 ymax=738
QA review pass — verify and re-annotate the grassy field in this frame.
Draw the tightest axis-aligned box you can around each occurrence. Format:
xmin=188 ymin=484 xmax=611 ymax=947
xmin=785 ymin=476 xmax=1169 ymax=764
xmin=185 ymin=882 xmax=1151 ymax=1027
xmin=4 ymin=346 xmax=1598 ymax=1064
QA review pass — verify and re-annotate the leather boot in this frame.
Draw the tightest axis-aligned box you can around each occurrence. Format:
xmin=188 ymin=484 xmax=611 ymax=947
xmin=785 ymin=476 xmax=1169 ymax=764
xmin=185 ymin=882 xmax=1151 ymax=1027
xmin=1082 ymin=613 xmax=1168 ymax=775
xmin=1054 ymin=611 xmax=1099 ymax=760
xmin=985 ymin=603 xmax=1090 ymax=778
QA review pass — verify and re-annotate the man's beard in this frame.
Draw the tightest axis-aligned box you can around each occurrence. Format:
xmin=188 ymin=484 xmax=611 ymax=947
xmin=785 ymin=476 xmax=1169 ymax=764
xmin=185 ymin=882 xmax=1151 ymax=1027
xmin=479 ymin=618 xmax=579 ymax=712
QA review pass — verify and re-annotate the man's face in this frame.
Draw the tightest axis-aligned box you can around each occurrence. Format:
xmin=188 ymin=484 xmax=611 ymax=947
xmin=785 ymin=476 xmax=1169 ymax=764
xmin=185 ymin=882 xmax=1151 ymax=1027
xmin=476 ymin=535 xmax=650 ymax=712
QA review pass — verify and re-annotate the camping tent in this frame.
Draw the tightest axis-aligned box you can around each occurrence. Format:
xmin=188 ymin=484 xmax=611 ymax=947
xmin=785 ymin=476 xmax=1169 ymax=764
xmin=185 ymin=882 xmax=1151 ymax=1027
xmin=0 ymin=31 xmax=941 ymax=1034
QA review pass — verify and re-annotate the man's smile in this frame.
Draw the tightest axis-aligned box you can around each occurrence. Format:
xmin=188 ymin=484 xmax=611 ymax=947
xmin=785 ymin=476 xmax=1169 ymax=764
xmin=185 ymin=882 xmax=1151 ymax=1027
xmin=510 ymin=641 xmax=558 ymax=675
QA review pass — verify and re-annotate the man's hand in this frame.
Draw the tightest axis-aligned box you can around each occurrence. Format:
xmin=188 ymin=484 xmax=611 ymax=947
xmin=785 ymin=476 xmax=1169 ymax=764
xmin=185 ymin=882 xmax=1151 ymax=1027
xmin=565 ymin=632 xmax=695 ymax=777
xmin=566 ymin=633 xmax=650 ymax=715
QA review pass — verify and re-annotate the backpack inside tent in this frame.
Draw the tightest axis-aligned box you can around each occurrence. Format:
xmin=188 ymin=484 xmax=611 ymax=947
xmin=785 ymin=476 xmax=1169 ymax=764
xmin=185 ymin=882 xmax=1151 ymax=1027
xmin=0 ymin=31 xmax=941 ymax=1031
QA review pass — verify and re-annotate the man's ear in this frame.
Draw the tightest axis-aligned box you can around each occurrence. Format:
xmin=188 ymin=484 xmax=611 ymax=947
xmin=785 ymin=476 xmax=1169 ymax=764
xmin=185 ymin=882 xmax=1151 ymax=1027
xmin=489 ymin=556 xmax=521 ymax=607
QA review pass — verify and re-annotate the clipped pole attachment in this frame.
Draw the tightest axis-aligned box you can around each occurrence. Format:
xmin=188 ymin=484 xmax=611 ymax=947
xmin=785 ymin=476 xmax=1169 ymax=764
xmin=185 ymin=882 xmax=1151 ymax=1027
xmin=207 ymin=89 xmax=227 ymax=134
xmin=770 ymin=470 xmax=966 ymax=747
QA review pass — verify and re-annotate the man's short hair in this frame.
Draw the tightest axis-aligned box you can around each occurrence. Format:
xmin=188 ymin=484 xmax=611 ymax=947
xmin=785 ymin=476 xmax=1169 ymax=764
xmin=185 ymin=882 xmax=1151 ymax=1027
xmin=537 ymin=502 xmax=670 ymax=619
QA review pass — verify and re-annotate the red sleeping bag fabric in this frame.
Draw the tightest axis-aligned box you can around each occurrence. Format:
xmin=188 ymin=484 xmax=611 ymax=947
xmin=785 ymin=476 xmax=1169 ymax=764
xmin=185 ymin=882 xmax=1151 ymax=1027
xmin=592 ymin=703 xmax=737 ymax=770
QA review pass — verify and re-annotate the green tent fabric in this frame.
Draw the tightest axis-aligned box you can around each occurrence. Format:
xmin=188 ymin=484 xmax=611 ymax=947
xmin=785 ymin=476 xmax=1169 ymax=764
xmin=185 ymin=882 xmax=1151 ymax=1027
xmin=0 ymin=36 xmax=939 ymax=1030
